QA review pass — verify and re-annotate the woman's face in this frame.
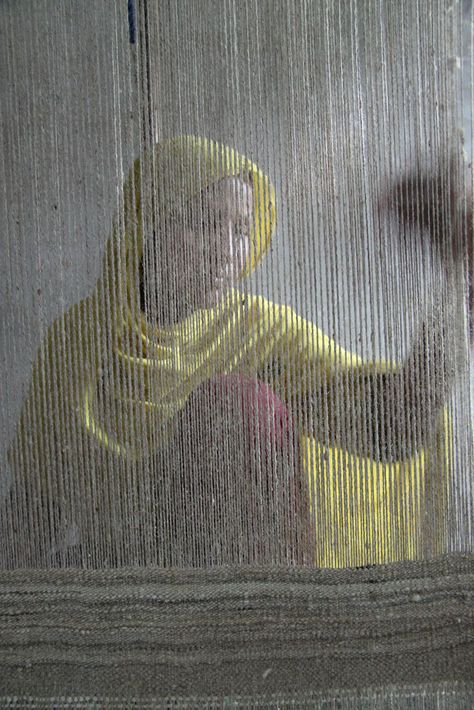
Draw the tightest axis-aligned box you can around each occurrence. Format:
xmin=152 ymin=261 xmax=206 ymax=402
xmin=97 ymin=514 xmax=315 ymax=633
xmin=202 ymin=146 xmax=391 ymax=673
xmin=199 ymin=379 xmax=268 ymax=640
xmin=140 ymin=176 xmax=253 ymax=322
xmin=198 ymin=176 xmax=253 ymax=306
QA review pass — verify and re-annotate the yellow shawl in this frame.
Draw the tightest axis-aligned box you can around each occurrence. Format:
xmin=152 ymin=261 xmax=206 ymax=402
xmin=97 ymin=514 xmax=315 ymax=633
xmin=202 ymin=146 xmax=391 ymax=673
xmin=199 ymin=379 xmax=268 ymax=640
xmin=9 ymin=136 xmax=450 ymax=568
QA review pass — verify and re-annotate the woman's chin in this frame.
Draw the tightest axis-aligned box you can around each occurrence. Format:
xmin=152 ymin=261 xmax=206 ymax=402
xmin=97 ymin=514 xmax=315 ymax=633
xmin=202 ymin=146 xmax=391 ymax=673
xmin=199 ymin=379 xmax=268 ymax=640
xmin=201 ymin=281 xmax=232 ymax=309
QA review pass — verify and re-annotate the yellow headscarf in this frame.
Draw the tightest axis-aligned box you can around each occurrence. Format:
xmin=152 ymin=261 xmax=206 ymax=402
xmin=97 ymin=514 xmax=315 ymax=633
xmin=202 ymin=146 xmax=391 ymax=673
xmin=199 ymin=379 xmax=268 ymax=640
xmin=82 ymin=136 xmax=277 ymax=457
xmin=10 ymin=136 xmax=451 ymax=568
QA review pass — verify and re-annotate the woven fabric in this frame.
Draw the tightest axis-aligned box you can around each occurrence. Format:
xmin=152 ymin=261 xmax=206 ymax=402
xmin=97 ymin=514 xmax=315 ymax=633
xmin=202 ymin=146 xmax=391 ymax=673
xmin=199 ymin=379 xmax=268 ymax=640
xmin=1 ymin=555 xmax=473 ymax=701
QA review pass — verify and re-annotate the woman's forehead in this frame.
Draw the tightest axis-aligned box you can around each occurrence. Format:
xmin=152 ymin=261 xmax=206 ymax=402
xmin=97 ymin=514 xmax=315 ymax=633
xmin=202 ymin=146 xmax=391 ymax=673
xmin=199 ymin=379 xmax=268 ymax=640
xmin=203 ymin=176 xmax=253 ymax=217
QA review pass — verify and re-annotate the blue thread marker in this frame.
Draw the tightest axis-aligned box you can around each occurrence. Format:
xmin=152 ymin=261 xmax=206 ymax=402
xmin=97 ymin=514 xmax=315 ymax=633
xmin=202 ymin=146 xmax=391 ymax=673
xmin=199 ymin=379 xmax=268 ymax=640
xmin=128 ymin=0 xmax=136 ymax=44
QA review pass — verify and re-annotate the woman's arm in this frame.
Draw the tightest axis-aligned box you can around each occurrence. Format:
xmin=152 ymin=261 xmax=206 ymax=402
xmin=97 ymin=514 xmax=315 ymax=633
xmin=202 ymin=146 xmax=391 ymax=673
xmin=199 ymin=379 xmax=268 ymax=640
xmin=296 ymin=305 xmax=454 ymax=461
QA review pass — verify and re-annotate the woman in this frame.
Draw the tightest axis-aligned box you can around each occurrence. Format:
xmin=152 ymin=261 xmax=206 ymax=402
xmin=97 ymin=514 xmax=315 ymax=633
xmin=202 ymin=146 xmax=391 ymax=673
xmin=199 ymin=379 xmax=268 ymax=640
xmin=1 ymin=136 xmax=461 ymax=569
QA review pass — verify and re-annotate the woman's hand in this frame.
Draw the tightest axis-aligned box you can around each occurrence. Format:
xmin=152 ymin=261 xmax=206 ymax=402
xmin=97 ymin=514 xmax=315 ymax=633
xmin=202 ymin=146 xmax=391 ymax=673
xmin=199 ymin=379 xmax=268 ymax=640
xmin=381 ymin=148 xmax=472 ymax=340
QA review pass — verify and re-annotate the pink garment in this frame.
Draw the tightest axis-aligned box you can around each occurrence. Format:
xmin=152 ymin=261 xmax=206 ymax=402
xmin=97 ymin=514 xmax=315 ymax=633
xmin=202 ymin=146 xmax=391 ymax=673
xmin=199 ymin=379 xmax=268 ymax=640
xmin=207 ymin=372 xmax=296 ymax=454
xmin=170 ymin=373 xmax=312 ymax=566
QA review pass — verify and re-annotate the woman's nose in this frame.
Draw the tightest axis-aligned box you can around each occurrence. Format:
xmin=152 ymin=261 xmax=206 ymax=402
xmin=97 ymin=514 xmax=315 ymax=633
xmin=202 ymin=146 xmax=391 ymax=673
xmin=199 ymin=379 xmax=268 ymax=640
xmin=223 ymin=222 xmax=235 ymax=275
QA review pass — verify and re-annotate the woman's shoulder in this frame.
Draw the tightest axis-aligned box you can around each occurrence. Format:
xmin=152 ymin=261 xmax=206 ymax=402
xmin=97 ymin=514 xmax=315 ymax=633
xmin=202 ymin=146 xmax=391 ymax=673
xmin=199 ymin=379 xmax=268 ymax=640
xmin=13 ymin=294 xmax=100 ymax=432
xmin=38 ymin=293 xmax=104 ymax=368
